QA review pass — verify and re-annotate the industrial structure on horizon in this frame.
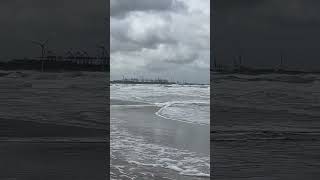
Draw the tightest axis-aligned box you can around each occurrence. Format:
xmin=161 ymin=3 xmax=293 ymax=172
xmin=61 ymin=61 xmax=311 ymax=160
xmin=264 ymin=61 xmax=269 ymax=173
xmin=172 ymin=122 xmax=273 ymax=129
xmin=212 ymin=54 xmax=320 ymax=75
xmin=0 ymin=47 xmax=109 ymax=72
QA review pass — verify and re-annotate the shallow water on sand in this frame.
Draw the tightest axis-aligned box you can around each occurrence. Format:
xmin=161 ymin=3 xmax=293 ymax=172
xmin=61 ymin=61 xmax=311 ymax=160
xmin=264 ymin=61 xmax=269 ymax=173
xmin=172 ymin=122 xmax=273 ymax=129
xmin=110 ymin=84 xmax=210 ymax=179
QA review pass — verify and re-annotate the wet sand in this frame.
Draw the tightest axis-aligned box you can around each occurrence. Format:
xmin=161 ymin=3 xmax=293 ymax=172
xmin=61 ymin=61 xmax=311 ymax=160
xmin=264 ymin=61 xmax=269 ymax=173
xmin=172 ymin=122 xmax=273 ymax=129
xmin=111 ymin=99 xmax=210 ymax=179
xmin=113 ymin=105 xmax=209 ymax=154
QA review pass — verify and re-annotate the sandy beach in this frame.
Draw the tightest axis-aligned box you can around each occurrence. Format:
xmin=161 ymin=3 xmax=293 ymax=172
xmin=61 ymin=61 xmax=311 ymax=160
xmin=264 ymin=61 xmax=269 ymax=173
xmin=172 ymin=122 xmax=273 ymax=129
xmin=0 ymin=70 xmax=108 ymax=179
xmin=110 ymin=84 xmax=210 ymax=179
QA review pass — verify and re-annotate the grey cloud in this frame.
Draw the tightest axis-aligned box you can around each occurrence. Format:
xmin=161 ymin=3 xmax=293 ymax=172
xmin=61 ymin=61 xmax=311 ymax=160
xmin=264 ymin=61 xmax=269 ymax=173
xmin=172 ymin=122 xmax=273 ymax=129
xmin=111 ymin=0 xmax=210 ymax=83
xmin=111 ymin=32 xmax=177 ymax=53
xmin=111 ymin=13 xmax=177 ymax=53
xmin=144 ymin=61 xmax=178 ymax=72
xmin=110 ymin=0 xmax=186 ymax=17
xmin=164 ymin=54 xmax=198 ymax=65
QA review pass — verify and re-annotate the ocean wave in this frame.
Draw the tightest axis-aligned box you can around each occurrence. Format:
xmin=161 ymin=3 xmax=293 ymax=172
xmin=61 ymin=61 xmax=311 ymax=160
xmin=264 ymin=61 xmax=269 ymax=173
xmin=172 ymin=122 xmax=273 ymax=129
xmin=111 ymin=84 xmax=210 ymax=126
xmin=155 ymin=101 xmax=210 ymax=125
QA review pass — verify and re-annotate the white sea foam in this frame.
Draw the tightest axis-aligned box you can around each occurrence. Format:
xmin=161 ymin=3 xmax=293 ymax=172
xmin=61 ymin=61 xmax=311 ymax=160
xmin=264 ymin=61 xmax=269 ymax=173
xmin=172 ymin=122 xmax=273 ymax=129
xmin=110 ymin=84 xmax=210 ymax=179
xmin=111 ymin=84 xmax=210 ymax=125
xmin=155 ymin=100 xmax=210 ymax=125
xmin=110 ymin=117 xmax=210 ymax=178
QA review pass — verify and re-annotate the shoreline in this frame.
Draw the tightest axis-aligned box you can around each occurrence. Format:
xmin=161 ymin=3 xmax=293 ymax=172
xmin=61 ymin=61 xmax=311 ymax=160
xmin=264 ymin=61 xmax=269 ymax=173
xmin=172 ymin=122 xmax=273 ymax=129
xmin=111 ymin=99 xmax=210 ymax=179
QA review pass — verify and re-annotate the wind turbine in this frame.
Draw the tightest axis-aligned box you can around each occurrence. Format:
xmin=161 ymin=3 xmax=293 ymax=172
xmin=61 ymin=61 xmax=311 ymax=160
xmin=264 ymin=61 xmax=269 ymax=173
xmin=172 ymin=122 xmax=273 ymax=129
xmin=31 ymin=39 xmax=48 ymax=72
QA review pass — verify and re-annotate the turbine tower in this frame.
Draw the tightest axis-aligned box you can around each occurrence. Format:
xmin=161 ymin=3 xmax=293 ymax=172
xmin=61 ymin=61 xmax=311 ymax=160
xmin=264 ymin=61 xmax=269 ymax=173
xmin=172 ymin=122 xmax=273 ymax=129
xmin=31 ymin=39 xmax=48 ymax=72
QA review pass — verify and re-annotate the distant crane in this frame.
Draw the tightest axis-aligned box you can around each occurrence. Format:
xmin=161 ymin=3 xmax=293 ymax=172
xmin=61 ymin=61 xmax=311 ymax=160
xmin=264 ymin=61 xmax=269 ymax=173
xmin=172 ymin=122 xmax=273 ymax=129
xmin=97 ymin=44 xmax=108 ymax=56
xmin=65 ymin=50 xmax=74 ymax=58
xmin=46 ymin=49 xmax=56 ymax=61
xmin=31 ymin=39 xmax=48 ymax=72
xmin=81 ymin=50 xmax=89 ymax=57
xmin=280 ymin=51 xmax=284 ymax=70
xmin=81 ymin=50 xmax=89 ymax=64
xmin=97 ymin=44 xmax=108 ymax=69
xmin=213 ymin=54 xmax=217 ymax=69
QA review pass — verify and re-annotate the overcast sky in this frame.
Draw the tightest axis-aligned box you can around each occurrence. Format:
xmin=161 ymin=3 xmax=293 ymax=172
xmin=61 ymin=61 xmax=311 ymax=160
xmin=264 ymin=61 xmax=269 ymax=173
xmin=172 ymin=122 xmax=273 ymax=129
xmin=0 ymin=0 xmax=107 ymax=61
xmin=214 ymin=0 xmax=320 ymax=70
xmin=110 ymin=0 xmax=210 ymax=84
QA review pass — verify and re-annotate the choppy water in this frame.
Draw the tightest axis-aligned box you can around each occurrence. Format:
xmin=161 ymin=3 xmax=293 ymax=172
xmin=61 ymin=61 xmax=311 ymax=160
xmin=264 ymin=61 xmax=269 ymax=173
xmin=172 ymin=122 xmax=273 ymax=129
xmin=110 ymin=84 xmax=210 ymax=179
xmin=111 ymin=84 xmax=210 ymax=125
xmin=0 ymin=71 xmax=108 ymax=179
xmin=212 ymin=73 xmax=320 ymax=179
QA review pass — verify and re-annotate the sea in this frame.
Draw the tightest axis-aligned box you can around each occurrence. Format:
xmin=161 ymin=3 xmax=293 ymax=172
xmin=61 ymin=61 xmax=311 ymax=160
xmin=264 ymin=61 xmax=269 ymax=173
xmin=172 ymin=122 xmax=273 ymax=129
xmin=110 ymin=83 xmax=210 ymax=180
xmin=0 ymin=71 xmax=108 ymax=179
xmin=212 ymin=73 xmax=320 ymax=179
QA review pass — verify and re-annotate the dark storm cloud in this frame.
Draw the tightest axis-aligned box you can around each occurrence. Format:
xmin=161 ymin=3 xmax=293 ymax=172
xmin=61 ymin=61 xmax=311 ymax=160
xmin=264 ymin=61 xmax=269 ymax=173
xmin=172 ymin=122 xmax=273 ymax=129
xmin=0 ymin=0 xmax=107 ymax=61
xmin=213 ymin=0 xmax=320 ymax=69
xmin=110 ymin=0 xmax=186 ymax=17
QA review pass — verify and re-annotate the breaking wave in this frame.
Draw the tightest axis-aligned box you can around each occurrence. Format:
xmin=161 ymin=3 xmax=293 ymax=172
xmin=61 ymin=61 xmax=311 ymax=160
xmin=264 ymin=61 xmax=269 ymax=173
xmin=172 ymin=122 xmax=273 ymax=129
xmin=111 ymin=84 xmax=210 ymax=125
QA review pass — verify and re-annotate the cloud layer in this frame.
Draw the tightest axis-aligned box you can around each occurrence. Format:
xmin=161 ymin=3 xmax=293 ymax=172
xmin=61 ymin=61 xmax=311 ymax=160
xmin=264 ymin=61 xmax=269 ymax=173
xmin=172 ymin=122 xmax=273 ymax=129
xmin=111 ymin=0 xmax=210 ymax=83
